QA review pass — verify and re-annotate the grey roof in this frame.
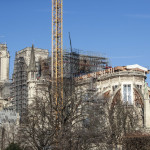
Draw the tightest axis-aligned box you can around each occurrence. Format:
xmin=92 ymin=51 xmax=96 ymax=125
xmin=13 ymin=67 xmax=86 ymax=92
xmin=28 ymin=44 xmax=36 ymax=72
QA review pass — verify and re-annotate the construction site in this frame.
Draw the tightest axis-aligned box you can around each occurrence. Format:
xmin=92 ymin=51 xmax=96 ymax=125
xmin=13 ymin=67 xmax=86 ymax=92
xmin=4 ymin=43 xmax=109 ymax=122
xmin=0 ymin=0 xmax=150 ymax=149
xmin=63 ymin=49 xmax=109 ymax=78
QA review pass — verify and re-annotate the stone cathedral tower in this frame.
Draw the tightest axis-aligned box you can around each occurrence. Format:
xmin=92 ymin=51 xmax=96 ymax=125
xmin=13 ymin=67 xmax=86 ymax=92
xmin=0 ymin=44 xmax=10 ymax=110
xmin=12 ymin=44 xmax=48 ymax=118
xmin=0 ymin=44 xmax=9 ymax=81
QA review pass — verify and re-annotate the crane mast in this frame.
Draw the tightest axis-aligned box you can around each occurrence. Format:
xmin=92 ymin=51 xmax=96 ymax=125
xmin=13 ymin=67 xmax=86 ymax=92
xmin=52 ymin=0 xmax=63 ymax=111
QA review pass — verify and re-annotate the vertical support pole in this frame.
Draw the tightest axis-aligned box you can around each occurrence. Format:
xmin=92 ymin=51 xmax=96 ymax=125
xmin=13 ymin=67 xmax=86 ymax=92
xmin=52 ymin=0 xmax=63 ymax=125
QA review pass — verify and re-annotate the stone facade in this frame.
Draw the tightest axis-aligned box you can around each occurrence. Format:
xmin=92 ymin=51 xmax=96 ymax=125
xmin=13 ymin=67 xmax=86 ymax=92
xmin=0 ymin=44 xmax=11 ymax=110
xmin=0 ymin=110 xmax=20 ymax=149
xmin=12 ymin=45 xmax=49 ymax=120
xmin=76 ymin=65 xmax=150 ymax=128
xmin=0 ymin=44 xmax=9 ymax=81
xmin=16 ymin=47 xmax=49 ymax=66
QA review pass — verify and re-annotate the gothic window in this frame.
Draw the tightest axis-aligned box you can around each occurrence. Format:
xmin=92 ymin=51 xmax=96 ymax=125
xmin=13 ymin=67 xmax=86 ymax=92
xmin=123 ymin=84 xmax=132 ymax=104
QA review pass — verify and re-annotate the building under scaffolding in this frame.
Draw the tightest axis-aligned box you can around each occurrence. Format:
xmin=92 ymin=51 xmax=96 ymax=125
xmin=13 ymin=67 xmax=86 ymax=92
xmin=11 ymin=46 xmax=49 ymax=121
xmin=36 ymin=49 xmax=109 ymax=79
xmin=11 ymin=56 xmax=28 ymax=121
xmin=63 ymin=49 xmax=109 ymax=78
xmin=10 ymin=46 xmax=109 ymax=121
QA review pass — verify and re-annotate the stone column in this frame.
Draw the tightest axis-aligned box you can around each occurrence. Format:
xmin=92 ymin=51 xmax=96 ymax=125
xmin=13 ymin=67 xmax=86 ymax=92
xmin=144 ymin=99 xmax=150 ymax=128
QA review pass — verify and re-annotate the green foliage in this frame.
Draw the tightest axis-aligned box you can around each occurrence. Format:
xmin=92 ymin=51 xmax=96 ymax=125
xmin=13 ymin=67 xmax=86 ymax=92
xmin=5 ymin=143 xmax=22 ymax=150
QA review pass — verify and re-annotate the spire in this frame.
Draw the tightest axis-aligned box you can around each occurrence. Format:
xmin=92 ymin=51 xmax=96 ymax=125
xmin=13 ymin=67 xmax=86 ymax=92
xmin=28 ymin=44 xmax=36 ymax=72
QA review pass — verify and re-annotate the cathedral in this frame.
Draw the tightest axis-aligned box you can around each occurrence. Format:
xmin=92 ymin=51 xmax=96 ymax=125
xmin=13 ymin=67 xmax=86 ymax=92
xmin=1 ymin=43 xmax=150 ymax=129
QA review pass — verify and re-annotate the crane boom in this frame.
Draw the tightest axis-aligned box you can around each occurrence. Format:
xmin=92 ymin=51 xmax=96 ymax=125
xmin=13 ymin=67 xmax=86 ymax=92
xmin=52 ymin=0 xmax=63 ymax=111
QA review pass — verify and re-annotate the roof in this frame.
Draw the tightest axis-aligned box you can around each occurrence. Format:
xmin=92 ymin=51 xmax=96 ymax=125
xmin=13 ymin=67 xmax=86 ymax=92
xmin=75 ymin=64 xmax=149 ymax=81
xmin=114 ymin=64 xmax=149 ymax=73
xmin=126 ymin=64 xmax=148 ymax=72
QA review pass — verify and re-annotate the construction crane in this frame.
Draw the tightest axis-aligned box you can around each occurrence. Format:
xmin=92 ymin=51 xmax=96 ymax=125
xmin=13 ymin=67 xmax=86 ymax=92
xmin=51 ymin=0 xmax=63 ymax=116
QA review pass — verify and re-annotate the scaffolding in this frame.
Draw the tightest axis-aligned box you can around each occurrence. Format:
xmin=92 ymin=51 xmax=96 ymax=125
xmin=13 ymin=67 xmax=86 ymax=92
xmin=11 ymin=56 xmax=28 ymax=121
xmin=63 ymin=48 xmax=109 ymax=78
xmin=10 ymin=47 xmax=109 ymax=122
xmin=37 ymin=49 xmax=109 ymax=79
xmin=11 ymin=47 xmax=50 ymax=122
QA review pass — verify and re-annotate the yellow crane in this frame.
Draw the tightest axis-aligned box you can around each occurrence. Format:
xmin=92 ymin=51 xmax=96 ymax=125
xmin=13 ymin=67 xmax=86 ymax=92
xmin=51 ymin=0 xmax=63 ymax=117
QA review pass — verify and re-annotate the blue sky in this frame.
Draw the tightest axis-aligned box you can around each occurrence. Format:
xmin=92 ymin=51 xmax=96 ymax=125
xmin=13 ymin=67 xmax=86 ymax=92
xmin=0 ymin=0 xmax=150 ymax=82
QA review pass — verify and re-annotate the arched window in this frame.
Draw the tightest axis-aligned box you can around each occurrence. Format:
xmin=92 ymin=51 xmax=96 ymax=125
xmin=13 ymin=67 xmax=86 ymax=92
xmin=123 ymin=84 xmax=132 ymax=104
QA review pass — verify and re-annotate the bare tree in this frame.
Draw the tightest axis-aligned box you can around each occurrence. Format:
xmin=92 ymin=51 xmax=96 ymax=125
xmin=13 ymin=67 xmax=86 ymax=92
xmin=17 ymin=79 xmax=143 ymax=150
xmin=0 ymin=124 xmax=18 ymax=150
xmin=18 ymin=83 xmax=56 ymax=150
xmin=102 ymin=100 xmax=142 ymax=149
xmin=73 ymin=94 xmax=143 ymax=150
xmin=17 ymin=80 xmax=85 ymax=150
